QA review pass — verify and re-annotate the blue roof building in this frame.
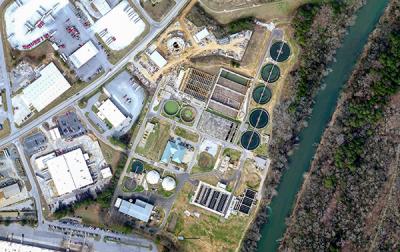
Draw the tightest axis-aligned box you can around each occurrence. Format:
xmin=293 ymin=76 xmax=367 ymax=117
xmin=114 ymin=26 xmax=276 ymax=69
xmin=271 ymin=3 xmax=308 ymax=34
xmin=160 ymin=138 xmax=187 ymax=164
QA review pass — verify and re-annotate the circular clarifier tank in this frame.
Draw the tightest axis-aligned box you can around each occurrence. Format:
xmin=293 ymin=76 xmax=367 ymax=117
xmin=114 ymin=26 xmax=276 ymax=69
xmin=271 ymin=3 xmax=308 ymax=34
xmin=261 ymin=63 xmax=280 ymax=83
xmin=270 ymin=41 xmax=291 ymax=62
xmin=241 ymin=131 xmax=261 ymax=150
xmin=252 ymin=85 xmax=272 ymax=104
xmin=249 ymin=109 xmax=269 ymax=129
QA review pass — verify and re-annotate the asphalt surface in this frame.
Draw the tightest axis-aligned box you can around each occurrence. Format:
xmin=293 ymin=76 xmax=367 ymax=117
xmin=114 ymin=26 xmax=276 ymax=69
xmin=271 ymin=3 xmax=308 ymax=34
xmin=0 ymin=0 xmax=190 ymax=149
xmin=0 ymin=0 xmax=189 ymax=250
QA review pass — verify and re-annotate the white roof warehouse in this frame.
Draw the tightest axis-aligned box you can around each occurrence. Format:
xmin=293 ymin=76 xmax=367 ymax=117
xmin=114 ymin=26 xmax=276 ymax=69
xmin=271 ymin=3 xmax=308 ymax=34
xmin=22 ymin=62 xmax=71 ymax=111
xmin=69 ymin=41 xmax=99 ymax=69
xmin=38 ymin=148 xmax=93 ymax=196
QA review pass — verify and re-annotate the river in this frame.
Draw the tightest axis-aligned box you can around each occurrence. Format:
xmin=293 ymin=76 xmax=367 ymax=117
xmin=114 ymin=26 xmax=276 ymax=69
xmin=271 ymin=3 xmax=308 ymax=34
xmin=256 ymin=0 xmax=390 ymax=251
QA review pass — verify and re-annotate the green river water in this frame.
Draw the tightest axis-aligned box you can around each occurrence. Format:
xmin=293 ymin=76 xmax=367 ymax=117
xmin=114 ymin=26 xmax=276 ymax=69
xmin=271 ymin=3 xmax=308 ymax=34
xmin=257 ymin=0 xmax=390 ymax=251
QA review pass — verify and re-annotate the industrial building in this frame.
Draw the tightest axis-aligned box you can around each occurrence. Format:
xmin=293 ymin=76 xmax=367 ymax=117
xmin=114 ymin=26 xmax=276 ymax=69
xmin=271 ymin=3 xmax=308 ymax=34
xmin=69 ymin=41 xmax=99 ymax=69
xmin=115 ymin=198 xmax=154 ymax=222
xmin=21 ymin=62 xmax=70 ymax=111
xmin=193 ymin=28 xmax=210 ymax=43
xmin=96 ymin=99 xmax=128 ymax=128
xmin=0 ymin=182 xmax=20 ymax=200
xmin=36 ymin=148 xmax=93 ymax=196
xmin=160 ymin=138 xmax=188 ymax=164
xmin=192 ymin=181 xmax=233 ymax=217
xmin=103 ymin=71 xmax=146 ymax=124
xmin=148 ymin=50 xmax=167 ymax=69
xmin=92 ymin=0 xmax=146 ymax=51
xmin=12 ymin=62 xmax=71 ymax=125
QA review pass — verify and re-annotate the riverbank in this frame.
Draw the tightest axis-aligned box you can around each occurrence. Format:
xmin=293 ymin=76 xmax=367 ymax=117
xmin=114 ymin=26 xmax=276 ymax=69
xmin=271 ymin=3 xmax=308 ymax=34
xmin=240 ymin=1 xmax=365 ymax=251
xmin=281 ymin=0 xmax=399 ymax=249
xmin=240 ymin=0 xmax=390 ymax=251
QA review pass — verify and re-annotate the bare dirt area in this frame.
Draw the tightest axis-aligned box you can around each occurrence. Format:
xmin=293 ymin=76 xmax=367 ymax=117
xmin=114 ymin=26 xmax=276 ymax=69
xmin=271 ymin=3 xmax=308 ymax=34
xmin=140 ymin=0 xmax=176 ymax=22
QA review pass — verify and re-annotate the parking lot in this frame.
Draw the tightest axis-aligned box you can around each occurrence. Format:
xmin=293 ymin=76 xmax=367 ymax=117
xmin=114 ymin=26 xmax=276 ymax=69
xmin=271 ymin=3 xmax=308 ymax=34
xmin=48 ymin=3 xmax=111 ymax=81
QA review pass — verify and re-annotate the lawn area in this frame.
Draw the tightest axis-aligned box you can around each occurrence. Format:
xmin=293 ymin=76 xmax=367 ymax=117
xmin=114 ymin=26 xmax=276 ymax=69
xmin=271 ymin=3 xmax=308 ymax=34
xmin=140 ymin=0 xmax=176 ymax=22
xmin=191 ymin=151 xmax=215 ymax=174
xmin=136 ymin=119 xmax=171 ymax=161
xmin=222 ymin=148 xmax=241 ymax=162
xmin=166 ymin=183 xmax=251 ymax=252
xmin=98 ymin=140 xmax=122 ymax=172
xmin=0 ymin=119 xmax=11 ymax=139
xmin=1 ymin=90 xmax=7 ymax=111
xmin=174 ymin=127 xmax=199 ymax=142
xmin=199 ymin=0 xmax=319 ymax=24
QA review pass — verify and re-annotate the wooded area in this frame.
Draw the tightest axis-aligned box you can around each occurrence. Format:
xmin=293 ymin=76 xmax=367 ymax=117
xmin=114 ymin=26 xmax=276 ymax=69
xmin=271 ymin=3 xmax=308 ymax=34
xmin=282 ymin=0 xmax=400 ymax=250
xmin=240 ymin=1 xmax=368 ymax=251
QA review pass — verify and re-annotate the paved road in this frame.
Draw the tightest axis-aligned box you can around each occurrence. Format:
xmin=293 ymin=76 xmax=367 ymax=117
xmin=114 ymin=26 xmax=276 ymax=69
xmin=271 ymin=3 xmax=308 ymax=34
xmin=0 ymin=0 xmax=189 ymax=250
xmin=0 ymin=0 xmax=189 ymax=149
xmin=0 ymin=20 xmax=16 ymax=133
xmin=15 ymin=141 xmax=44 ymax=226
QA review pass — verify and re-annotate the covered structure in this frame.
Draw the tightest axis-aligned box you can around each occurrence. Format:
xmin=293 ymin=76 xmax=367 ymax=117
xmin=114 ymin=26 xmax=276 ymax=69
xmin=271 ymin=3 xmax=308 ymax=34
xmin=22 ymin=62 xmax=70 ymax=112
xmin=161 ymin=176 xmax=176 ymax=191
xmin=43 ymin=148 xmax=93 ymax=196
xmin=148 ymin=50 xmax=167 ymax=68
xmin=96 ymin=99 xmax=128 ymax=128
xmin=161 ymin=138 xmax=188 ymax=164
xmin=115 ymin=198 xmax=153 ymax=222
xmin=146 ymin=170 xmax=160 ymax=185
xmin=69 ymin=41 xmax=99 ymax=69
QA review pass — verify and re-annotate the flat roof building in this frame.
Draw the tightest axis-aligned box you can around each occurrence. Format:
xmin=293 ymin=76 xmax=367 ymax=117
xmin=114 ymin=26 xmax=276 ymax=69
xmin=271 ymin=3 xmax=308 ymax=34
xmin=0 ymin=183 xmax=20 ymax=199
xmin=100 ymin=167 xmax=112 ymax=179
xmin=149 ymin=50 xmax=167 ymax=69
xmin=115 ymin=198 xmax=153 ymax=222
xmin=22 ymin=62 xmax=71 ymax=112
xmin=97 ymin=99 xmax=127 ymax=128
xmin=92 ymin=0 xmax=111 ymax=16
xmin=194 ymin=28 xmax=210 ymax=43
xmin=69 ymin=41 xmax=99 ymax=69
xmin=44 ymin=148 xmax=93 ymax=196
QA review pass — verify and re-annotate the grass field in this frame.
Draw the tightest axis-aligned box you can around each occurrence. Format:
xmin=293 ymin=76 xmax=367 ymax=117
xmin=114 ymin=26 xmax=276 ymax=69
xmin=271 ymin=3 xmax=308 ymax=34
xmin=174 ymin=127 xmax=199 ymax=142
xmin=166 ymin=183 xmax=251 ymax=252
xmin=199 ymin=0 xmax=320 ymax=24
xmin=0 ymin=119 xmax=10 ymax=139
xmin=136 ymin=120 xmax=171 ymax=161
xmin=98 ymin=140 xmax=122 ymax=171
xmin=222 ymin=148 xmax=241 ymax=162
xmin=140 ymin=0 xmax=176 ymax=22
xmin=191 ymin=152 xmax=215 ymax=174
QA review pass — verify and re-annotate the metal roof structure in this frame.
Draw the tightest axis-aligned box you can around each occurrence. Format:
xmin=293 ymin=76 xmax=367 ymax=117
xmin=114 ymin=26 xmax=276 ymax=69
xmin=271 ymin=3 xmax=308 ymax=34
xmin=45 ymin=148 xmax=93 ymax=196
xmin=69 ymin=40 xmax=99 ymax=69
xmin=0 ymin=183 xmax=20 ymax=199
xmin=117 ymin=198 xmax=153 ymax=222
xmin=160 ymin=138 xmax=187 ymax=164
xmin=149 ymin=50 xmax=167 ymax=68
xmin=22 ymin=62 xmax=71 ymax=112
